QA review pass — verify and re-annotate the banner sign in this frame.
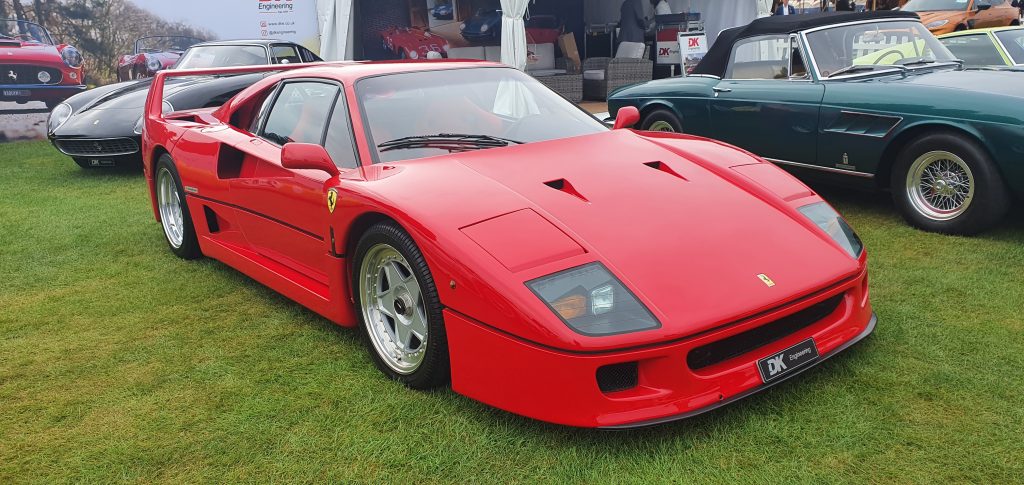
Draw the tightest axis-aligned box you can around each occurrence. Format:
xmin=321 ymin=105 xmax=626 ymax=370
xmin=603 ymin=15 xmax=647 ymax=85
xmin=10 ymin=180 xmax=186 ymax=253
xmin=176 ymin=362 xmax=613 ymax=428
xmin=678 ymin=32 xmax=709 ymax=75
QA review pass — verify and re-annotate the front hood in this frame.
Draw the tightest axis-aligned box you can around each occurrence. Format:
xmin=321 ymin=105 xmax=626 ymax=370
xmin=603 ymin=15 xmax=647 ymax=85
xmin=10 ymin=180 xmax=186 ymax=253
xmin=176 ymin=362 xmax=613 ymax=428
xmin=891 ymin=68 xmax=1024 ymax=99
xmin=447 ymin=131 xmax=859 ymax=339
xmin=79 ymin=76 xmax=209 ymax=111
xmin=0 ymin=43 xmax=62 ymax=64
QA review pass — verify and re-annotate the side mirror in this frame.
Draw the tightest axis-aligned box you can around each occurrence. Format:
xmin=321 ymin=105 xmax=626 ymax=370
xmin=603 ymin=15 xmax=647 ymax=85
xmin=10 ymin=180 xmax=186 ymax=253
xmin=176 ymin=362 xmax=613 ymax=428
xmin=281 ymin=143 xmax=340 ymax=177
xmin=976 ymin=1 xmax=992 ymax=9
xmin=612 ymin=106 xmax=641 ymax=130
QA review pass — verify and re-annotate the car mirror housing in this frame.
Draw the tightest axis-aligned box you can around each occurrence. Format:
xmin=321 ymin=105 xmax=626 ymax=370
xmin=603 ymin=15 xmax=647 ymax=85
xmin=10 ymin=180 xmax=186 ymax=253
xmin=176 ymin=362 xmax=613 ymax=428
xmin=613 ymin=106 xmax=640 ymax=130
xmin=281 ymin=143 xmax=341 ymax=177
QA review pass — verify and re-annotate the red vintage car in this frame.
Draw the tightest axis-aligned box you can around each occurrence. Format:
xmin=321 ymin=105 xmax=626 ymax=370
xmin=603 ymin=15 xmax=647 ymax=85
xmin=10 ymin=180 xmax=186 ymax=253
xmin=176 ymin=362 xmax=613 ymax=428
xmin=141 ymin=61 xmax=875 ymax=428
xmin=526 ymin=15 xmax=563 ymax=44
xmin=381 ymin=26 xmax=448 ymax=59
xmin=0 ymin=18 xmax=85 ymax=109
xmin=117 ymin=36 xmax=203 ymax=81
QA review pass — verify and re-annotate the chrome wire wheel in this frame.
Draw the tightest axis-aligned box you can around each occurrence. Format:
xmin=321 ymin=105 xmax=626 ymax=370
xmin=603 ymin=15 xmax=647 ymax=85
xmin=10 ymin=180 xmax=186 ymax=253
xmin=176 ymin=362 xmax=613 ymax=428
xmin=905 ymin=150 xmax=975 ymax=221
xmin=156 ymin=167 xmax=185 ymax=248
xmin=647 ymin=120 xmax=676 ymax=132
xmin=359 ymin=243 xmax=428 ymax=375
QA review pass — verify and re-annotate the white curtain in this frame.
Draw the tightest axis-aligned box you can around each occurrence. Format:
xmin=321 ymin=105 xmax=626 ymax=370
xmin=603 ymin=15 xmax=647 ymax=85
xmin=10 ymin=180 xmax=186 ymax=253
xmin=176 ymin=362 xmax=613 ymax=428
xmin=318 ymin=0 xmax=354 ymax=60
xmin=499 ymin=0 xmax=530 ymax=70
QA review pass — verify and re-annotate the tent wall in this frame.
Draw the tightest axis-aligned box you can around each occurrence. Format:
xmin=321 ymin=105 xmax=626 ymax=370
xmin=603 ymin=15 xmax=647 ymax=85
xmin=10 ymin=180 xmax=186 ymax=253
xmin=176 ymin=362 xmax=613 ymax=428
xmin=317 ymin=0 xmax=355 ymax=60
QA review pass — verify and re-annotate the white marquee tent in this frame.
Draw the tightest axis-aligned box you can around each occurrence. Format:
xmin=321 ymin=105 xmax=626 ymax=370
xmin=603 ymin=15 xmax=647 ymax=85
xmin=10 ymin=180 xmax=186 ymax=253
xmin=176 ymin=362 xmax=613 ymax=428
xmin=316 ymin=0 xmax=770 ymax=68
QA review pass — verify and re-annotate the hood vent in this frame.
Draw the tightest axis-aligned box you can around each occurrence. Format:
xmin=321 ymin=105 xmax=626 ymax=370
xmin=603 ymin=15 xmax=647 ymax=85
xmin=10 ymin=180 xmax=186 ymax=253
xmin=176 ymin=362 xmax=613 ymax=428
xmin=0 ymin=41 xmax=21 ymax=48
xmin=644 ymin=161 xmax=687 ymax=181
xmin=544 ymin=178 xmax=588 ymax=202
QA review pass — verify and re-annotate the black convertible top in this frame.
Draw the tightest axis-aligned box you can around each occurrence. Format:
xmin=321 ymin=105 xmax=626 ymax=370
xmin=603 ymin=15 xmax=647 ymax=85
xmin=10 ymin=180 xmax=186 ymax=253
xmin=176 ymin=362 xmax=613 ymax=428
xmin=691 ymin=11 xmax=920 ymax=77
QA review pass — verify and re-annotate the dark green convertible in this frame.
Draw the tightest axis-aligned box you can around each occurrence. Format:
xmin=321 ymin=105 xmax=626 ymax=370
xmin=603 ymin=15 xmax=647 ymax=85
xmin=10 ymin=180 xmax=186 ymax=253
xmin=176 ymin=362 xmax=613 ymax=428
xmin=608 ymin=11 xmax=1024 ymax=235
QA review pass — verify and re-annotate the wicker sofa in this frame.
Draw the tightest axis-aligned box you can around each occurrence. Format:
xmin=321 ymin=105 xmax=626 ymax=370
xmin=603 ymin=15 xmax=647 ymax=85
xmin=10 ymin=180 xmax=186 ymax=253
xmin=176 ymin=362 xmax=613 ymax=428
xmin=582 ymin=56 xmax=653 ymax=101
xmin=446 ymin=43 xmax=583 ymax=103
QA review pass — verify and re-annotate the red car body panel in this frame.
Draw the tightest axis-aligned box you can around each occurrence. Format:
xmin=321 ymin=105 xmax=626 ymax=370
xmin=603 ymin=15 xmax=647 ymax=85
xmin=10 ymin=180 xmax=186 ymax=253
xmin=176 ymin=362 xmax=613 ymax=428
xmin=141 ymin=62 xmax=875 ymax=427
xmin=117 ymin=51 xmax=180 ymax=81
xmin=381 ymin=27 xmax=449 ymax=59
xmin=0 ymin=39 xmax=85 ymax=105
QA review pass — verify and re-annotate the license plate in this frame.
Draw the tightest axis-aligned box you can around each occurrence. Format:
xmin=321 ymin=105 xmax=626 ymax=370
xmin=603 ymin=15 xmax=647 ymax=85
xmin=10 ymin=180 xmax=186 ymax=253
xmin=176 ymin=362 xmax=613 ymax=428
xmin=757 ymin=338 xmax=819 ymax=384
xmin=2 ymin=89 xmax=30 ymax=97
xmin=89 ymin=159 xmax=116 ymax=167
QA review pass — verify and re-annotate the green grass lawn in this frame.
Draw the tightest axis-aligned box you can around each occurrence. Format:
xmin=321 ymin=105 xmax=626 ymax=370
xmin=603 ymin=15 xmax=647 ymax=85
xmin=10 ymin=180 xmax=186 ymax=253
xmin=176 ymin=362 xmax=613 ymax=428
xmin=2 ymin=140 xmax=1023 ymax=483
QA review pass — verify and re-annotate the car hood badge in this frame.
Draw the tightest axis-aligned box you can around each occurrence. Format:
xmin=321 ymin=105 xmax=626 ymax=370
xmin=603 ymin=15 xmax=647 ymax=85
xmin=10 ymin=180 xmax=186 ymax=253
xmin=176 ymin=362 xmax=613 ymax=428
xmin=757 ymin=273 xmax=776 ymax=287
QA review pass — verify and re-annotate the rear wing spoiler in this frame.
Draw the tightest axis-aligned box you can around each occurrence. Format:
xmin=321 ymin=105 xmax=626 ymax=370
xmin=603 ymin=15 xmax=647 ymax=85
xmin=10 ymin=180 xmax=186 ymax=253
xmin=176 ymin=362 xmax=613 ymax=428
xmin=143 ymin=63 xmax=328 ymax=127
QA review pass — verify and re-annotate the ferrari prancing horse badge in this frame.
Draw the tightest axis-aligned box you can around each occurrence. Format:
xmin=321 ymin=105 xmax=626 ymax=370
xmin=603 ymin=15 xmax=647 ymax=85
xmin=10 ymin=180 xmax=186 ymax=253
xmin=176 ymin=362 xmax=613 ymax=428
xmin=326 ymin=188 xmax=338 ymax=214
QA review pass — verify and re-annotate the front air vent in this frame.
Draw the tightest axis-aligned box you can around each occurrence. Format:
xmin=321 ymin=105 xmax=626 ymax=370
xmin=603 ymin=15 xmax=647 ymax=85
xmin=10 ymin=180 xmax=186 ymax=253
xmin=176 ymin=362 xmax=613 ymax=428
xmin=544 ymin=178 xmax=588 ymax=202
xmin=596 ymin=361 xmax=638 ymax=393
xmin=643 ymin=161 xmax=687 ymax=180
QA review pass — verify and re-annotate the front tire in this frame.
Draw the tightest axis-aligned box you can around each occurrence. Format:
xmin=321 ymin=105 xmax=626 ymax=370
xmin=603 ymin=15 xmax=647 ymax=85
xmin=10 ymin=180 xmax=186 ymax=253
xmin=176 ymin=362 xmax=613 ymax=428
xmin=155 ymin=155 xmax=201 ymax=259
xmin=640 ymin=109 xmax=682 ymax=132
xmin=891 ymin=132 xmax=1009 ymax=235
xmin=353 ymin=221 xmax=449 ymax=390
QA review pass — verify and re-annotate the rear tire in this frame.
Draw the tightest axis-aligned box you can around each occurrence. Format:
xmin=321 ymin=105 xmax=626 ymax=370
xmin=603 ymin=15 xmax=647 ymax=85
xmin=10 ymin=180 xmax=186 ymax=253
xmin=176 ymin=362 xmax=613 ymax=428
xmin=640 ymin=108 xmax=682 ymax=132
xmin=353 ymin=221 xmax=449 ymax=390
xmin=155 ymin=155 xmax=201 ymax=259
xmin=890 ymin=132 xmax=1009 ymax=235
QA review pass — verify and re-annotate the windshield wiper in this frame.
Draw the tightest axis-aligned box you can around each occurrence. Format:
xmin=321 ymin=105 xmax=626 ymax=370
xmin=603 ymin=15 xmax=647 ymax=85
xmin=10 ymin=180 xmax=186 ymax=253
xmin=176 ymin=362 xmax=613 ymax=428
xmin=378 ymin=133 xmax=523 ymax=153
xmin=826 ymin=64 xmax=905 ymax=78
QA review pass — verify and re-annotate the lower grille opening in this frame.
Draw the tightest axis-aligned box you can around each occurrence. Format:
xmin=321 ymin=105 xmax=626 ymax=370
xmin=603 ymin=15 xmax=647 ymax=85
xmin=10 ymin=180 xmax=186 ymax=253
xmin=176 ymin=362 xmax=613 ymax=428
xmin=687 ymin=294 xmax=844 ymax=371
xmin=56 ymin=137 xmax=139 ymax=157
xmin=596 ymin=361 xmax=638 ymax=393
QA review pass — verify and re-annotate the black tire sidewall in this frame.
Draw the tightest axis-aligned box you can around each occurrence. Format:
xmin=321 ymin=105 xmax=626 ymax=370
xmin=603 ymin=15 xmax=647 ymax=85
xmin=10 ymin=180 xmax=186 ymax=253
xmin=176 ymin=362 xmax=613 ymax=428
xmin=891 ymin=132 xmax=1009 ymax=235
xmin=155 ymin=155 xmax=201 ymax=259
xmin=352 ymin=221 xmax=450 ymax=390
xmin=641 ymin=109 xmax=682 ymax=132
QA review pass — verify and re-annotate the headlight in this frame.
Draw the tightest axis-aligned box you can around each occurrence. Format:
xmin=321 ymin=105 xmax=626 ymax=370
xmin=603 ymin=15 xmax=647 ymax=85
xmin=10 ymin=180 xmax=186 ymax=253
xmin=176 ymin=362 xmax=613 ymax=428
xmin=146 ymin=57 xmax=163 ymax=73
xmin=460 ymin=23 xmax=466 ymax=31
xmin=408 ymin=50 xmax=419 ymax=59
xmin=61 ymin=46 xmax=83 ymax=68
xmin=926 ymin=20 xmax=949 ymax=28
xmin=47 ymin=102 xmax=72 ymax=133
xmin=37 ymin=70 xmax=51 ymax=83
xmin=480 ymin=23 xmax=489 ymax=32
xmin=527 ymin=262 xmax=660 ymax=336
xmin=134 ymin=100 xmax=174 ymax=134
xmin=798 ymin=202 xmax=864 ymax=259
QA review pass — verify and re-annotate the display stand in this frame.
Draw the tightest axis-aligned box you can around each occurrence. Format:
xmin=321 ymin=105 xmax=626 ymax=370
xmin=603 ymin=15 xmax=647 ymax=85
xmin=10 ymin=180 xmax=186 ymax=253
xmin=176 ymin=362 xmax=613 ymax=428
xmin=654 ymin=13 xmax=703 ymax=77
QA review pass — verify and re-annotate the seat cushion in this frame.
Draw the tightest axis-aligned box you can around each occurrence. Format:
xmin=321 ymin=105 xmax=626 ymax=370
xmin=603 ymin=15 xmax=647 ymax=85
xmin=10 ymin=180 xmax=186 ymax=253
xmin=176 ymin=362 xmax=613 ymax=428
xmin=583 ymin=69 xmax=605 ymax=81
xmin=447 ymin=46 xmax=486 ymax=60
xmin=484 ymin=45 xmax=502 ymax=62
xmin=529 ymin=68 xmax=569 ymax=77
xmin=527 ymin=43 xmax=556 ymax=71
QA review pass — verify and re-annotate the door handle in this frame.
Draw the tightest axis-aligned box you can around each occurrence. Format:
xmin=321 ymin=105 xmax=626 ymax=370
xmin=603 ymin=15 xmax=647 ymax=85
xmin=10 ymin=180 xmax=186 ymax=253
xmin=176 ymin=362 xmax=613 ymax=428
xmin=712 ymin=86 xmax=733 ymax=93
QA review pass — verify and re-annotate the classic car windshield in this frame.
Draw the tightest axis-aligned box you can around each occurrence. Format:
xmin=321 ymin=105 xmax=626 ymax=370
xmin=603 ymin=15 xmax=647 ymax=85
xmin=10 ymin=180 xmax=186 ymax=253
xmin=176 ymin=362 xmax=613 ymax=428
xmin=902 ymin=0 xmax=971 ymax=11
xmin=807 ymin=21 xmax=956 ymax=77
xmin=174 ymin=45 xmax=268 ymax=69
xmin=137 ymin=36 xmax=203 ymax=54
xmin=358 ymin=67 xmax=606 ymax=163
xmin=995 ymin=29 xmax=1024 ymax=64
xmin=0 ymin=19 xmax=53 ymax=45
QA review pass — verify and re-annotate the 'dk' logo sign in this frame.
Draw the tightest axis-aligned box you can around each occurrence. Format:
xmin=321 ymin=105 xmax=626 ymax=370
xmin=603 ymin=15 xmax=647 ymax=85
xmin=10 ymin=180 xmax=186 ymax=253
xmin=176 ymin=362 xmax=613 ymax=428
xmin=765 ymin=354 xmax=787 ymax=376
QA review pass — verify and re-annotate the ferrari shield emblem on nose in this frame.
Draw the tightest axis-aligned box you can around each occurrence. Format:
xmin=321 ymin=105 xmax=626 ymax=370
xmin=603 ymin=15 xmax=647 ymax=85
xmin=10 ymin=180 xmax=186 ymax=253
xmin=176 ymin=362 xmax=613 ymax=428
xmin=326 ymin=188 xmax=338 ymax=213
xmin=757 ymin=273 xmax=776 ymax=287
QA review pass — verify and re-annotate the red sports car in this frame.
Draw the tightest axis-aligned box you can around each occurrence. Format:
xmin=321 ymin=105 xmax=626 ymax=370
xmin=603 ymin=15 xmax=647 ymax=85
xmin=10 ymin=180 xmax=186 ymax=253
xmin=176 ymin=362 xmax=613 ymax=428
xmin=117 ymin=36 xmax=203 ymax=81
xmin=0 ymin=18 xmax=85 ymax=109
xmin=381 ymin=26 xmax=448 ymax=59
xmin=141 ymin=61 xmax=875 ymax=428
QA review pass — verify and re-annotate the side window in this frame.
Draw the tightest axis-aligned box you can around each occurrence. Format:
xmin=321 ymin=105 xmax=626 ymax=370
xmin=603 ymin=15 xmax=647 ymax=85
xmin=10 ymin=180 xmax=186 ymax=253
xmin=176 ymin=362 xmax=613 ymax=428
xmin=941 ymin=34 xmax=1005 ymax=67
xmin=790 ymin=37 xmax=808 ymax=79
xmin=301 ymin=47 xmax=323 ymax=63
xmin=271 ymin=44 xmax=302 ymax=64
xmin=260 ymin=82 xmax=339 ymax=146
xmin=323 ymin=96 xmax=359 ymax=169
xmin=726 ymin=35 xmax=790 ymax=80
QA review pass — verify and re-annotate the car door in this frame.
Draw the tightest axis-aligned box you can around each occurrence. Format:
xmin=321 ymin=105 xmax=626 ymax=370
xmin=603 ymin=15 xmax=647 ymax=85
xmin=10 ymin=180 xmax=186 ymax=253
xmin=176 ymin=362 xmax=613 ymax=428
xmin=221 ymin=80 xmax=358 ymax=288
xmin=972 ymin=0 xmax=1012 ymax=27
xmin=710 ymin=35 xmax=824 ymax=164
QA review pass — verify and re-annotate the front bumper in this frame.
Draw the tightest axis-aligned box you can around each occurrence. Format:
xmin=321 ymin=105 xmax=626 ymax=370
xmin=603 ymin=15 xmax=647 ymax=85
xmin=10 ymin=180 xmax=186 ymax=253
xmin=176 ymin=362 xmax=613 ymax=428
xmin=445 ymin=270 xmax=874 ymax=428
xmin=0 ymin=84 xmax=86 ymax=104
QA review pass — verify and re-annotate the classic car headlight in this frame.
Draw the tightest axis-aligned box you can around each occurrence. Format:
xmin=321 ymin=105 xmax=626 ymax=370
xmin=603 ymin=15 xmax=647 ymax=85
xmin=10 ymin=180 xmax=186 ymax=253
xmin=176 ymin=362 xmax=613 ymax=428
xmin=480 ymin=23 xmax=489 ymax=32
xmin=926 ymin=20 xmax=949 ymax=28
xmin=47 ymin=102 xmax=72 ymax=133
xmin=527 ymin=262 xmax=661 ymax=336
xmin=61 ymin=46 xmax=83 ymax=68
xmin=146 ymin=57 xmax=163 ymax=73
xmin=37 ymin=70 xmax=51 ymax=83
xmin=799 ymin=202 xmax=863 ymax=259
xmin=460 ymin=22 xmax=466 ymax=31
xmin=133 ymin=100 xmax=174 ymax=134
xmin=408 ymin=50 xmax=419 ymax=59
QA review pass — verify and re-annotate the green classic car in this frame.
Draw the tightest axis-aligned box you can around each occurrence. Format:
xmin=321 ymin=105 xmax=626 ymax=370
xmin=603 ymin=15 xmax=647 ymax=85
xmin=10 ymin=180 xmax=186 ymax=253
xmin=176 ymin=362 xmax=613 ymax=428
xmin=939 ymin=26 xmax=1024 ymax=69
xmin=608 ymin=11 xmax=1024 ymax=235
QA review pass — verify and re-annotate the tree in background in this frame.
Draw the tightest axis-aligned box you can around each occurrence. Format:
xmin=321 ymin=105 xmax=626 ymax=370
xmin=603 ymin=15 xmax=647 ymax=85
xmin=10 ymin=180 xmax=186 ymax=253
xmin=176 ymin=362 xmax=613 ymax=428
xmin=0 ymin=0 xmax=212 ymax=85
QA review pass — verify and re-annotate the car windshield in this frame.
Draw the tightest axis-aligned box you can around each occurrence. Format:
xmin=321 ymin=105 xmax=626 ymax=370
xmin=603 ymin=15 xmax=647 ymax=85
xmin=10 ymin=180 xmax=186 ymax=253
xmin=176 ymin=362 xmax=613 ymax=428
xmin=137 ymin=36 xmax=203 ymax=54
xmin=807 ymin=20 xmax=956 ymax=77
xmin=995 ymin=29 xmax=1024 ymax=64
xmin=0 ymin=19 xmax=52 ymax=45
xmin=901 ymin=0 xmax=971 ymax=11
xmin=358 ymin=67 xmax=607 ymax=163
xmin=174 ymin=45 xmax=268 ymax=69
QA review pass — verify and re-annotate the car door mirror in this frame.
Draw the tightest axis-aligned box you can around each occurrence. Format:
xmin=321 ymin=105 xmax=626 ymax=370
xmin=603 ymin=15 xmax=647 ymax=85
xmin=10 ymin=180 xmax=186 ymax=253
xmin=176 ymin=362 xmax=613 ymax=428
xmin=976 ymin=1 xmax=992 ymax=10
xmin=613 ymin=106 xmax=641 ymax=130
xmin=281 ymin=143 xmax=340 ymax=177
